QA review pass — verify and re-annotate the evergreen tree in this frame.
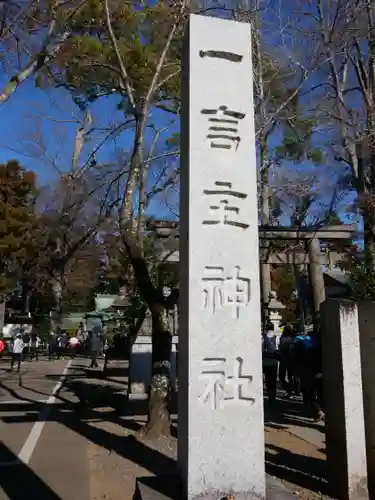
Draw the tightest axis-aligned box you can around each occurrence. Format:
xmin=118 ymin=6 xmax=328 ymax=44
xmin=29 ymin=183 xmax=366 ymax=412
xmin=0 ymin=160 xmax=36 ymax=295
xmin=271 ymin=266 xmax=298 ymax=325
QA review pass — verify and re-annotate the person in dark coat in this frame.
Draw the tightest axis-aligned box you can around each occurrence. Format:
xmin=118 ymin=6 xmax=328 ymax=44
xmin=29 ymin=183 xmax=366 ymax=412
xmin=48 ymin=332 xmax=58 ymax=361
xmin=294 ymin=332 xmax=324 ymax=421
xmin=88 ymin=326 xmax=102 ymax=368
xmin=278 ymin=325 xmax=297 ymax=398
xmin=262 ymin=323 xmax=279 ymax=404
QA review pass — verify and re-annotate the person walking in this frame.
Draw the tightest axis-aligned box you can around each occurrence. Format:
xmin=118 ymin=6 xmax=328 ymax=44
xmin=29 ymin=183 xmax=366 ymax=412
xmin=76 ymin=323 xmax=85 ymax=355
xmin=294 ymin=331 xmax=324 ymax=421
xmin=88 ymin=326 xmax=102 ymax=368
xmin=56 ymin=332 xmax=63 ymax=359
xmin=29 ymin=331 xmax=41 ymax=361
xmin=48 ymin=332 xmax=57 ymax=361
xmin=21 ymin=328 xmax=30 ymax=360
xmin=262 ymin=322 xmax=279 ymax=404
xmin=60 ymin=331 xmax=69 ymax=358
xmin=103 ymin=339 xmax=109 ymax=375
xmin=10 ymin=333 xmax=24 ymax=372
xmin=278 ymin=325 xmax=297 ymax=398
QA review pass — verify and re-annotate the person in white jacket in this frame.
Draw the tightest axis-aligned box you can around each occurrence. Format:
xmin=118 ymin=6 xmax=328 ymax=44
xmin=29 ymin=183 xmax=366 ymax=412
xmin=11 ymin=333 xmax=24 ymax=372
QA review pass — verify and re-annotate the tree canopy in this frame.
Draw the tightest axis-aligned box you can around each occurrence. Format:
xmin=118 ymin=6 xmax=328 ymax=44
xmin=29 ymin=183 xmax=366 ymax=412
xmin=0 ymin=160 xmax=37 ymax=295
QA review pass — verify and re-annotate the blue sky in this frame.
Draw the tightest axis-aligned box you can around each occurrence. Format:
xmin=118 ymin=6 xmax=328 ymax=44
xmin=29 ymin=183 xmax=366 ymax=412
xmin=0 ymin=7 xmax=360 ymax=229
xmin=0 ymin=72 xmax=179 ymax=218
xmin=0 ymin=75 xmax=119 ymax=181
xmin=0 ymin=70 xmax=354 ymax=226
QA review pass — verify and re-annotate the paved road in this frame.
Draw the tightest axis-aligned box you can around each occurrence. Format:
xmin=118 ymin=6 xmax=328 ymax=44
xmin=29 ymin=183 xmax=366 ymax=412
xmin=0 ymin=357 xmax=92 ymax=500
xmin=0 ymin=356 xmax=327 ymax=500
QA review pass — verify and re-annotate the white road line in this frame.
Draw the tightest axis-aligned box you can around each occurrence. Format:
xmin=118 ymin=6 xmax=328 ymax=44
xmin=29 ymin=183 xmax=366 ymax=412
xmin=17 ymin=360 xmax=72 ymax=465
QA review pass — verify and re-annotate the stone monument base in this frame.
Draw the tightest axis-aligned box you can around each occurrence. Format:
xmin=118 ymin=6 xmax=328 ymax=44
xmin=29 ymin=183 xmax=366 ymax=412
xmin=133 ymin=475 xmax=295 ymax=500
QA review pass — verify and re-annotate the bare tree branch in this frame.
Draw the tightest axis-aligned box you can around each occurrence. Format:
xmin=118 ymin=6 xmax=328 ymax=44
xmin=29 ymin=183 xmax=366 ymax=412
xmin=104 ymin=0 xmax=136 ymax=111
xmin=0 ymin=0 xmax=88 ymax=104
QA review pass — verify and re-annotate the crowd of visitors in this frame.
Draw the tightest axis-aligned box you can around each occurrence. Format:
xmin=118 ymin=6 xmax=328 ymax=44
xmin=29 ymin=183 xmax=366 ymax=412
xmin=262 ymin=322 xmax=325 ymax=422
xmin=0 ymin=322 xmax=107 ymax=373
xmin=1 ymin=318 xmax=325 ymax=422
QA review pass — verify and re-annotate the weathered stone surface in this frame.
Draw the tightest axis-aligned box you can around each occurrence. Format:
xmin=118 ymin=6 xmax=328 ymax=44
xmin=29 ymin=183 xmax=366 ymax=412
xmin=129 ymin=335 xmax=178 ymax=400
xmin=321 ymin=299 xmax=369 ymax=500
xmin=179 ymin=14 xmax=264 ymax=500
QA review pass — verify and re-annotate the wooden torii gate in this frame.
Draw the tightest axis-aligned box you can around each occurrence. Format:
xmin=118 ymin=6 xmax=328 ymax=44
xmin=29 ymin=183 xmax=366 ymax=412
xmin=150 ymin=221 xmax=356 ymax=328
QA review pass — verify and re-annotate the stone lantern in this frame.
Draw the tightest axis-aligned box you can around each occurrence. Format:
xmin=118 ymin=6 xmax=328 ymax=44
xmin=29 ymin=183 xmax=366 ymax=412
xmin=268 ymin=290 xmax=285 ymax=333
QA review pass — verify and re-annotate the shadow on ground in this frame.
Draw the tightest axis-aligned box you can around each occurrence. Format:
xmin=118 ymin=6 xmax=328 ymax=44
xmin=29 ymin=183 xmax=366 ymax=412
xmin=264 ymin=396 xmax=329 ymax=496
xmin=0 ymin=361 xmax=178 ymax=495
xmin=1 ymin=364 xmax=328 ymax=499
xmin=0 ymin=443 xmax=62 ymax=500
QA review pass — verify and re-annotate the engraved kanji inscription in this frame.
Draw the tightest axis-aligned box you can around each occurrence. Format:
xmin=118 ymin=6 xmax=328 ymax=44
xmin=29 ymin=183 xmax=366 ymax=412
xmin=202 ymin=181 xmax=249 ymax=229
xmin=201 ymin=265 xmax=251 ymax=319
xmin=199 ymin=50 xmax=243 ymax=63
xmin=199 ymin=356 xmax=255 ymax=410
xmin=201 ymin=106 xmax=246 ymax=150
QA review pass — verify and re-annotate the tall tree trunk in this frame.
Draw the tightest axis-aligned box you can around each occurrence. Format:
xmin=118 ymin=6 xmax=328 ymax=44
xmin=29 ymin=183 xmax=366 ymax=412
xmin=21 ymin=278 xmax=31 ymax=313
xmin=364 ymin=0 xmax=375 ymax=283
xmin=251 ymin=6 xmax=271 ymax=327
xmin=141 ymin=310 xmax=172 ymax=438
xmin=361 ymin=154 xmax=375 ymax=293
xmin=356 ymin=136 xmax=375 ymax=295
xmin=51 ymin=271 xmax=64 ymax=332
xmin=318 ymin=6 xmax=373 ymax=278
xmin=260 ymin=162 xmax=271 ymax=327
xmin=123 ymin=234 xmax=175 ymax=438
xmin=110 ymin=0 xmax=187 ymax=439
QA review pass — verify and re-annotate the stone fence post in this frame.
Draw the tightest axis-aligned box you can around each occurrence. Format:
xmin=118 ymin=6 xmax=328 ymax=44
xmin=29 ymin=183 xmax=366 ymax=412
xmin=321 ymin=299 xmax=368 ymax=500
